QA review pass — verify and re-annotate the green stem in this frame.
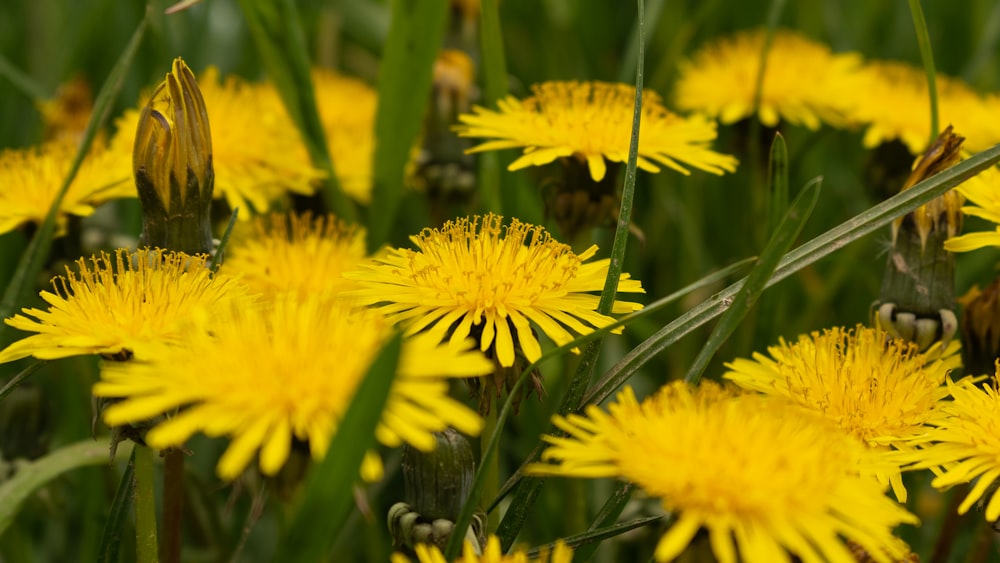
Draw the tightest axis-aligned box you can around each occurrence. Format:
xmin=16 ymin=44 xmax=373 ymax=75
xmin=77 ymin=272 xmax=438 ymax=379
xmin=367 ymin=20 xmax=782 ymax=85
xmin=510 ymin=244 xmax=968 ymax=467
xmin=134 ymin=445 xmax=159 ymax=563
xmin=161 ymin=449 xmax=184 ymax=563
xmin=908 ymin=0 xmax=939 ymax=145
xmin=0 ymin=361 xmax=45 ymax=403
xmin=481 ymin=406 xmax=500 ymax=534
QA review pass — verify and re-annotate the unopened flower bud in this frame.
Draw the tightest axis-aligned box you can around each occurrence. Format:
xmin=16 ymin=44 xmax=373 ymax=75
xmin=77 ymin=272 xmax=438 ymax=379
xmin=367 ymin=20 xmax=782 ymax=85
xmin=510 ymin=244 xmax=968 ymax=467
xmin=133 ymin=57 xmax=214 ymax=254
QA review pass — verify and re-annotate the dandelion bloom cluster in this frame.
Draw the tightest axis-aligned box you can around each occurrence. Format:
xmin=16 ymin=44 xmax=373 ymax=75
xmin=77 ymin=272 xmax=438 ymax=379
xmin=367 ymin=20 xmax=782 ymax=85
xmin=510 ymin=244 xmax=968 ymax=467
xmin=455 ymin=80 xmax=738 ymax=182
xmin=93 ymin=295 xmax=491 ymax=480
xmin=674 ymin=29 xmax=863 ymax=129
xmin=907 ymin=372 xmax=1000 ymax=521
xmin=724 ymin=324 xmax=962 ymax=501
xmin=0 ymin=140 xmax=132 ymax=236
xmin=220 ymin=212 xmax=367 ymax=299
xmin=345 ymin=213 xmax=644 ymax=367
xmin=312 ymin=68 xmax=378 ymax=203
xmin=392 ymin=536 xmax=572 ymax=563
xmin=529 ymin=382 xmax=916 ymax=563
xmin=110 ymin=67 xmax=323 ymax=215
xmin=0 ymin=248 xmax=244 ymax=363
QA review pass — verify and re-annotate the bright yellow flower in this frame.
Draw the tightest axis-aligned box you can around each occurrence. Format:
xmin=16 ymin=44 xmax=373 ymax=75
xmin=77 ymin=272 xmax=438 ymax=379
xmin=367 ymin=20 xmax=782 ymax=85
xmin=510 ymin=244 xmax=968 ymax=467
xmin=93 ymin=295 xmax=490 ymax=480
xmin=724 ymin=324 xmax=962 ymax=501
xmin=110 ymin=67 xmax=323 ymax=217
xmin=850 ymin=60 xmax=997 ymax=153
xmin=945 ymin=163 xmax=1000 ymax=252
xmin=529 ymin=382 xmax=916 ymax=563
xmin=345 ymin=214 xmax=645 ymax=367
xmin=0 ymin=248 xmax=245 ymax=363
xmin=391 ymin=535 xmax=573 ymax=563
xmin=455 ymin=80 xmax=737 ymax=182
xmin=312 ymin=68 xmax=377 ymax=203
xmin=220 ymin=212 xmax=367 ymax=300
xmin=907 ymin=372 xmax=1000 ymax=521
xmin=674 ymin=29 xmax=864 ymax=129
xmin=0 ymin=139 xmax=132 ymax=236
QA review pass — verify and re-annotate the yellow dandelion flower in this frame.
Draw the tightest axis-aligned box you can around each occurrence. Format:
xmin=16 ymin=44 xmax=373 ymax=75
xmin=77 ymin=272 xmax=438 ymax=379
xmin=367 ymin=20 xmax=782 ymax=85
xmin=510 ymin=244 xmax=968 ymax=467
xmin=674 ymin=29 xmax=864 ymax=129
xmin=313 ymin=68 xmax=377 ymax=203
xmin=0 ymin=248 xmax=245 ymax=363
xmin=0 ymin=139 xmax=132 ymax=236
xmin=455 ymin=80 xmax=737 ymax=182
xmin=110 ymin=67 xmax=324 ymax=216
xmin=850 ymin=61 xmax=996 ymax=153
xmin=220 ymin=212 xmax=366 ymax=299
xmin=944 ymin=163 xmax=1000 ymax=252
xmin=391 ymin=535 xmax=573 ymax=563
xmin=93 ymin=295 xmax=490 ymax=480
xmin=723 ymin=324 xmax=962 ymax=501
xmin=529 ymin=382 xmax=917 ymax=563
xmin=344 ymin=214 xmax=645 ymax=367
xmin=907 ymin=373 xmax=1000 ymax=521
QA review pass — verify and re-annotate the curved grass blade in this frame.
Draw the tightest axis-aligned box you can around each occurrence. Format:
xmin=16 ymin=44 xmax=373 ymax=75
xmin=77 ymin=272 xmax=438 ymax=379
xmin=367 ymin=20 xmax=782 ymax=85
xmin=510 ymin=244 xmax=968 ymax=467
xmin=584 ymin=142 xmax=1000 ymax=408
xmin=237 ymin=0 xmax=356 ymax=222
xmin=0 ymin=361 xmax=45 ymax=404
xmin=0 ymin=440 xmax=135 ymax=537
xmin=0 ymin=5 xmax=151 ymax=330
xmin=909 ymin=0 xmax=939 ymax=144
xmin=0 ymin=52 xmax=49 ymax=101
xmin=209 ymin=207 xmax=240 ymax=272
xmin=525 ymin=515 xmax=662 ymax=557
xmin=274 ymin=333 xmax=400 ymax=562
xmin=96 ymin=448 xmax=137 ymax=563
xmin=496 ymin=0 xmax=648 ymax=548
xmin=684 ymin=176 xmax=821 ymax=385
xmin=368 ymin=0 xmax=449 ymax=249
xmin=570 ymin=482 xmax=636 ymax=562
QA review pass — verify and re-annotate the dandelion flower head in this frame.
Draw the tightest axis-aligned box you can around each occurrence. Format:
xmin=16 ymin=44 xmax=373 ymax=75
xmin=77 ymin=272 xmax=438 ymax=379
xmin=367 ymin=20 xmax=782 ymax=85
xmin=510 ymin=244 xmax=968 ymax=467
xmin=455 ymin=80 xmax=738 ymax=182
xmin=94 ymin=295 xmax=490 ymax=480
xmin=312 ymin=68 xmax=377 ymax=203
xmin=345 ymin=214 xmax=645 ymax=367
xmin=907 ymin=370 xmax=1000 ymax=521
xmin=0 ymin=140 xmax=132 ymax=236
xmin=391 ymin=536 xmax=572 ymax=563
xmin=724 ymin=324 xmax=962 ymax=501
xmin=0 ymin=248 xmax=245 ymax=364
xmin=110 ymin=67 xmax=324 ymax=216
xmin=220 ymin=212 xmax=367 ymax=300
xmin=850 ymin=61 xmax=996 ymax=153
xmin=945 ymin=163 xmax=1000 ymax=253
xmin=674 ymin=29 xmax=864 ymax=129
xmin=529 ymin=382 xmax=917 ymax=563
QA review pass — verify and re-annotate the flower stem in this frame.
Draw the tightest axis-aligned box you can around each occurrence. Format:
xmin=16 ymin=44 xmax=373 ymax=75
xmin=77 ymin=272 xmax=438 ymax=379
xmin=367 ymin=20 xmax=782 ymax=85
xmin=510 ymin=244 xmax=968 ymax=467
xmin=161 ymin=449 xmax=184 ymax=563
xmin=908 ymin=0 xmax=939 ymax=145
xmin=133 ymin=444 xmax=159 ymax=563
xmin=481 ymin=406 xmax=500 ymax=534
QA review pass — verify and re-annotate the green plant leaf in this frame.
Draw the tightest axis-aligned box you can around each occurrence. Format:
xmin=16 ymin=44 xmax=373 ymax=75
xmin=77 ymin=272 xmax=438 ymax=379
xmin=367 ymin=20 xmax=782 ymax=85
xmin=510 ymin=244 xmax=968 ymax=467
xmin=368 ymin=0 xmax=449 ymax=250
xmin=525 ymin=515 xmax=662 ymax=557
xmin=96 ymin=448 xmax=136 ymax=563
xmin=0 ymin=439 xmax=135 ymax=537
xmin=237 ymin=0 xmax=356 ymax=221
xmin=570 ymin=482 xmax=637 ymax=562
xmin=0 ymin=361 xmax=44 ymax=404
xmin=0 ymin=4 xmax=150 ymax=332
xmin=684 ymin=175 xmax=820 ymax=384
xmin=584 ymin=142 xmax=1000 ymax=407
xmin=274 ymin=332 xmax=400 ymax=562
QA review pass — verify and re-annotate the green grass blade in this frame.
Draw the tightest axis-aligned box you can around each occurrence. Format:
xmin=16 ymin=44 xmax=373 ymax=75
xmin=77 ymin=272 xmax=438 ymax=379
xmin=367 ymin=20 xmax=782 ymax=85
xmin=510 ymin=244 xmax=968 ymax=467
xmin=496 ymin=0 xmax=648 ymax=548
xmin=0 ymin=52 xmax=49 ymax=101
xmin=0 ymin=361 xmax=45 ymax=403
xmin=0 ymin=5 xmax=150 ymax=331
xmin=478 ymin=0 xmax=508 ymax=214
xmin=368 ymin=0 xmax=449 ymax=249
xmin=274 ymin=333 xmax=400 ymax=561
xmin=684 ymin=176 xmax=820 ymax=385
xmin=525 ymin=515 xmax=662 ymax=557
xmin=0 ymin=440 xmax=135 ymax=537
xmin=570 ymin=482 xmax=637 ymax=562
xmin=237 ymin=0 xmax=356 ymax=221
xmin=909 ymin=0 xmax=939 ymax=144
xmin=96 ymin=448 xmax=136 ymax=563
xmin=209 ymin=207 xmax=240 ymax=272
xmin=766 ymin=132 xmax=789 ymax=236
xmin=584 ymin=142 xmax=1000 ymax=407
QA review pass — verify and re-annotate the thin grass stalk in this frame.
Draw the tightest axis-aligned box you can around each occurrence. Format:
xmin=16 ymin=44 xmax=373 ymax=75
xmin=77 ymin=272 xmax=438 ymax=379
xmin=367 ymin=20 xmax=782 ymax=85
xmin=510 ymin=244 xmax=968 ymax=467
xmin=494 ymin=0 xmax=647 ymax=549
xmin=908 ymin=0 xmax=940 ymax=145
xmin=479 ymin=0 xmax=507 ymax=214
xmin=0 ymin=361 xmax=44 ymax=404
xmin=0 ymin=52 xmax=49 ymax=100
